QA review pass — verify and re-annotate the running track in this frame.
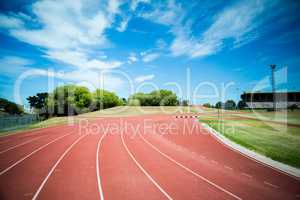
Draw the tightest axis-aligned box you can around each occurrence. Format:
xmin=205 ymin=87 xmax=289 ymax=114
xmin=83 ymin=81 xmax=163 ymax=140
xmin=0 ymin=115 xmax=299 ymax=199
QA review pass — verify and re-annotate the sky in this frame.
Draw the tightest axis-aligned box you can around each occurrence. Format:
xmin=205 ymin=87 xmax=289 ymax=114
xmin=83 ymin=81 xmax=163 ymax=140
xmin=0 ymin=0 xmax=300 ymax=107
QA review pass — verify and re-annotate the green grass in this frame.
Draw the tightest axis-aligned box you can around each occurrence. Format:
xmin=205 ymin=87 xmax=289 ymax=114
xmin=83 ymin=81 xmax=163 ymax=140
xmin=238 ymin=110 xmax=300 ymax=125
xmin=199 ymin=115 xmax=300 ymax=168
xmin=0 ymin=116 xmax=70 ymax=136
xmin=205 ymin=108 xmax=300 ymax=125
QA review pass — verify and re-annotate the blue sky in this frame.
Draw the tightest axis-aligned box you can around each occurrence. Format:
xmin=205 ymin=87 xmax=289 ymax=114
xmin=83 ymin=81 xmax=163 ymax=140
xmin=0 ymin=0 xmax=300 ymax=107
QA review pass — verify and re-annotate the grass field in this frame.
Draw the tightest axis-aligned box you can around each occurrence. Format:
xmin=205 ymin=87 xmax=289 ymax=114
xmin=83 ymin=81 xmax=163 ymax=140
xmin=199 ymin=112 xmax=300 ymax=168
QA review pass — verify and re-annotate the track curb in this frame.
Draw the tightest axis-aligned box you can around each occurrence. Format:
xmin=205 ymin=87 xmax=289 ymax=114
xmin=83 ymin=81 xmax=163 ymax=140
xmin=201 ymin=123 xmax=300 ymax=179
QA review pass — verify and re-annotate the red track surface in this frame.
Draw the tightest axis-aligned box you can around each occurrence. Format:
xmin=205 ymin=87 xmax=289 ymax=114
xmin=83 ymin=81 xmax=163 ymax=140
xmin=0 ymin=115 xmax=299 ymax=200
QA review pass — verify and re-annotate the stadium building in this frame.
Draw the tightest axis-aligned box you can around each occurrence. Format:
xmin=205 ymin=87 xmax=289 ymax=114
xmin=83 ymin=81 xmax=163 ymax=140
xmin=241 ymin=92 xmax=300 ymax=109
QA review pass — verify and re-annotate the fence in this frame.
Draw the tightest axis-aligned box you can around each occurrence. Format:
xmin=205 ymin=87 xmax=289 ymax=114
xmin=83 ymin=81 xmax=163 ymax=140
xmin=0 ymin=114 xmax=42 ymax=131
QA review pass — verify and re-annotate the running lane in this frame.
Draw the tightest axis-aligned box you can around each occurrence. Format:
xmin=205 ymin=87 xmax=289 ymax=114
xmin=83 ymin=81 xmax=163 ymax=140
xmin=0 ymin=124 xmax=74 ymax=144
xmin=0 ymin=126 xmax=75 ymax=173
xmin=143 ymin=115 xmax=300 ymax=200
xmin=33 ymin=133 xmax=100 ymax=200
xmin=100 ymin=129 xmax=166 ymax=199
xmin=0 ymin=125 xmax=74 ymax=152
xmin=0 ymin=130 xmax=80 ymax=199
xmin=122 ymin=117 xmax=236 ymax=200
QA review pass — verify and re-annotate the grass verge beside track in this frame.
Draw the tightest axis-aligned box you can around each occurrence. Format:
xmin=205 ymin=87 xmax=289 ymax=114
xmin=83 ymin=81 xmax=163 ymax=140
xmin=199 ymin=114 xmax=300 ymax=168
xmin=0 ymin=116 xmax=70 ymax=136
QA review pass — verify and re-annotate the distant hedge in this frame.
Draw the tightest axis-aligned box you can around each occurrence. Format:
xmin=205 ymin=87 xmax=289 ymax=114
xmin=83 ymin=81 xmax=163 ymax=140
xmin=128 ymin=90 xmax=179 ymax=106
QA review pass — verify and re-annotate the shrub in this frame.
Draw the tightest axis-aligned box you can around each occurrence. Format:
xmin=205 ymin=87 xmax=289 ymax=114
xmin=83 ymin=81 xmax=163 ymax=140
xmin=237 ymin=100 xmax=247 ymax=109
xmin=128 ymin=90 xmax=179 ymax=106
xmin=225 ymin=100 xmax=236 ymax=110
xmin=92 ymin=89 xmax=122 ymax=110
xmin=33 ymin=85 xmax=122 ymax=116
xmin=0 ymin=98 xmax=24 ymax=115
xmin=215 ymin=101 xmax=224 ymax=109
xmin=288 ymin=104 xmax=298 ymax=111
xmin=203 ymin=103 xmax=211 ymax=108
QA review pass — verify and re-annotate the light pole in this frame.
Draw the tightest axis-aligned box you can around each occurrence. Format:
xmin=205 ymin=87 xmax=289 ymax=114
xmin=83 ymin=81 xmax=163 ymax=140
xmin=270 ymin=65 xmax=276 ymax=111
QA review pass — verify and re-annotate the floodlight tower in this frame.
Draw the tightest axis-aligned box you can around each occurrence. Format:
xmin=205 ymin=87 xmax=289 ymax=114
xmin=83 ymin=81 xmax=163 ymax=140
xmin=270 ymin=64 xmax=276 ymax=111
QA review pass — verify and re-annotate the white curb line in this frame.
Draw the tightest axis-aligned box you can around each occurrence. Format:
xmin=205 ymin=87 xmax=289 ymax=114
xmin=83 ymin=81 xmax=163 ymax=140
xmin=201 ymin=123 xmax=300 ymax=180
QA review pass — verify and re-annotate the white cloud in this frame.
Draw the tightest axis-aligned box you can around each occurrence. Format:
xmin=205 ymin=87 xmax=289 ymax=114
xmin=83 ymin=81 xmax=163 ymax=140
xmin=139 ymin=0 xmax=268 ymax=59
xmin=134 ymin=74 xmax=155 ymax=83
xmin=156 ymin=39 xmax=167 ymax=49
xmin=0 ymin=0 xmax=124 ymax=73
xmin=0 ymin=56 xmax=33 ymax=75
xmin=0 ymin=56 xmax=124 ymax=92
xmin=0 ymin=14 xmax=24 ymax=29
xmin=9 ymin=0 xmax=112 ymax=50
xmin=46 ymin=50 xmax=122 ymax=69
xmin=59 ymin=69 xmax=124 ymax=91
xmin=171 ymin=0 xmax=266 ymax=58
xmin=25 ymin=68 xmax=125 ymax=92
xmin=107 ymin=0 xmax=121 ymax=15
xmin=0 ymin=1 xmax=127 ymax=93
xmin=127 ymin=53 xmax=138 ymax=64
xmin=130 ymin=0 xmax=150 ymax=11
xmin=142 ymin=53 xmax=160 ymax=63
xmin=140 ymin=0 xmax=183 ymax=26
xmin=117 ymin=16 xmax=130 ymax=32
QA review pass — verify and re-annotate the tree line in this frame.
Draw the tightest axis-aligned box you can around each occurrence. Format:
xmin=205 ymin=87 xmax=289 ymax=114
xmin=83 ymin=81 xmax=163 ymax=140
xmin=128 ymin=90 xmax=180 ymax=106
xmin=203 ymin=100 xmax=247 ymax=110
xmin=27 ymin=85 xmax=123 ymax=117
xmin=27 ymin=85 xmax=183 ymax=117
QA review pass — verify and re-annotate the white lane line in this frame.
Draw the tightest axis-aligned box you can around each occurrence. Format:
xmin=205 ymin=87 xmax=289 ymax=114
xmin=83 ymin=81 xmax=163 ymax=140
xmin=121 ymin=132 xmax=173 ymax=200
xmin=241 ymin=173 xmax=252 ymax=179
xmin=0 ymin=133 xmax=71 ymax=176
xmin=224 ymin=165 xmax=233 ymax=171
xmin=96 ymin=133 xmax=107 ymax=200
xmin=211 ymin=160 xmax=218 ymax=165
xmin=32 ymin=133 xmax=87 ymax=200
xmin=263 ymin=181 xmax=279 ymax=189
xmin=139 ymin=133 xmax=242 ymax=200
xmin=0 ymin=136 xmax=44 ymax=154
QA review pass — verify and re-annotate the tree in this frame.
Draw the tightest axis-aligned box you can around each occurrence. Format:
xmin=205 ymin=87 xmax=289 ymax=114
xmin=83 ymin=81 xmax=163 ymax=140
xmin=181 ymin=100 xmax=189 ymax=106
xmin=27 ymin=93 xmax=49 ymax=114
xmin=47 ymin=85 xmax=93 ymax=116
xmin=215 ymin=101 xmax=224 ymax=109
xmin=203 ymin=103 xmax=211 ymax=108
xmin=121 ymin=98 xmax=127 ymax=105
xmin=92 ymin=89 xmax=122 ymax=110
xmin=225 ymin=100 xmax=236 ymax=110
xmin=49 ymin=85 xmax=78 ymax=116
xmin=74 ymin=87 xmax=92 ymax=109
xmin=288 ymin=104 xmax=298 ymax=111
xmin=237 ymin=100 xmax=247 ymax=109
xmin=128 ymin=90 xmax=179 ymax=106
xmin=0 ymin=98 xmax=24 ymax=115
